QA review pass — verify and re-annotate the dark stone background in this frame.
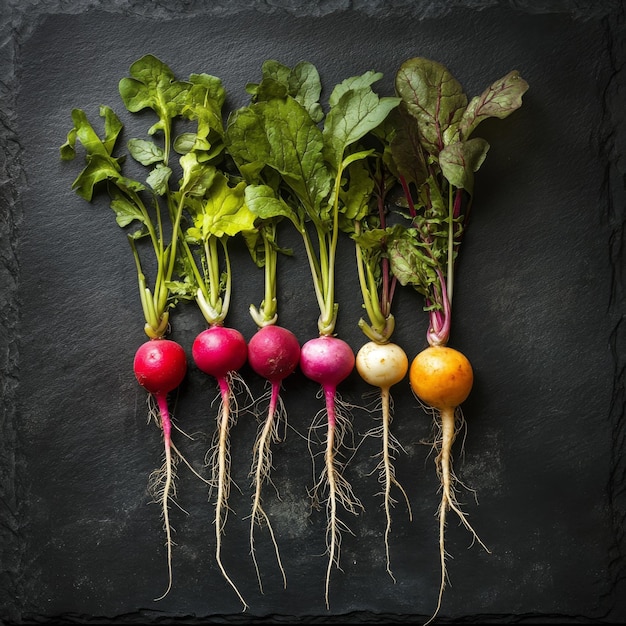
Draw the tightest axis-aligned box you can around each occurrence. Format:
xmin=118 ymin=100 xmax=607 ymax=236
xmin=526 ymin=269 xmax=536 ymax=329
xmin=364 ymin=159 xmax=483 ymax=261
xmin=1 ymin=0 xmax=625 ymax=624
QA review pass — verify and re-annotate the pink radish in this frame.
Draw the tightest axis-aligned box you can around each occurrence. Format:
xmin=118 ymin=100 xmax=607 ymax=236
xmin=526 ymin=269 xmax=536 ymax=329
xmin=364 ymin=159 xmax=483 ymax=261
xmin=192 ymin=324 xmax=249 ymax=609
xmin=246 ymin=323 xmax=301 ymax=590
xmin=300 ymin=335 xmax=361 ymax=608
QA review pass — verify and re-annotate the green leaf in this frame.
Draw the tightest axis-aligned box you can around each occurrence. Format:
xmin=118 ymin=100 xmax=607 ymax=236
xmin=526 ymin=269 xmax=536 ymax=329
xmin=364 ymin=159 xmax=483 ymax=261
xmin=459 ymin=70 xmax=529 ymax=139
xmin=128 ymin=138 xmax=164 ymax=165
xmin=439 ymin=138 xmax=490 ymax=194
xmin=395 ymin=57 xmax=467 ymax=154
xmin=387 ymin=229 xmax=437 ymax=295
xmin=249 ymin=59 xmax=324 ymax=123
xmin=63 ymin=107 xmax=122 ymax=160
xmin=323 ymin=84 xmax=400 ymax=171
xmin=187 ymin=172 xmax=256 ymax=239
xmin=340 ymin=159 xmax=375 ymax=222
xmin=244 ymin=184 xmax=299 ymax=224
xmin=387 ymin=103 xmax=428 ymax=187
xmin=146 ymin=163 xmax=172 ymax=195
xmin=110 ymin=191 xmax=148 ymax=228
xmin=224 ymin=106 xmax=272 ymax=182
xmin=328 ymin=70 xmax=384 ymax=107
xmin=71 ymin=153 xmax=123 ymax=201
xmin=118 ymin=54 xmax=191 ymax=135
xmin=230 ymin=97 xmax=332 ymax=220
xmin=179 ymin=151 xmax=218 ymax=197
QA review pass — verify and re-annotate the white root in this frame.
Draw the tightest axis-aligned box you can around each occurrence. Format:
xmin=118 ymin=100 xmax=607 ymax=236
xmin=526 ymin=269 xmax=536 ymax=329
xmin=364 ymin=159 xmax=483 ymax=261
xmin=307 ymin=390 xmax=363 ymax=610
xmin=424 ymin=405 xmax=490 ymax=626
xmin=248 ymin=384 xmax=288 ymax=593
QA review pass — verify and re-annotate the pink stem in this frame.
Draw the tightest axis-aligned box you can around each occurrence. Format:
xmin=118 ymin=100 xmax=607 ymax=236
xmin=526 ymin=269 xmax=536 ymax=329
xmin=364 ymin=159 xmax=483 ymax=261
xmin=268 ymin=381 xmax=280 ymax=421
xmin=323 ymin=384 xmax=337 ymax=428
xmin=155 ymin=392 xmax=172 ymax=444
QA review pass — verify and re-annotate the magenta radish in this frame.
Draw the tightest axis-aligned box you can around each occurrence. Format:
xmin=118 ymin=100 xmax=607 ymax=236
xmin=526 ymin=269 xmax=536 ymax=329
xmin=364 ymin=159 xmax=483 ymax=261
xmin=299 ymin=335 xmax=361 ymax=606
xmin=246 ymin=323 xmax=301 ymax=590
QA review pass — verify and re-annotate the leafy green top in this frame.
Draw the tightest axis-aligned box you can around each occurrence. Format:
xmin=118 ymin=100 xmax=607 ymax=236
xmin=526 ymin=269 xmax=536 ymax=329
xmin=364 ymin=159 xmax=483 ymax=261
xmin=225 ymin=60 xmax=400 ymax=336
xmin=60 ymin=54 xmax=241 ymax=336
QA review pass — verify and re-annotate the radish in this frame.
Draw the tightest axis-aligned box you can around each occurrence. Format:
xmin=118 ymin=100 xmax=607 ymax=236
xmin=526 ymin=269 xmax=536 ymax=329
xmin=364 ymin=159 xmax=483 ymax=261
xmin=246 ymin=322 xmax=300 ymax=591
xmin=191 ymin=324 xmax=249 ymax=609
xmin=235 ymin=193 xmax=301 ymax=590
xmin=179 ymin=170 xmax=256 ymax=610
xmin=133 ymin=338 xmax=187 ymax=598
xmin=346 ymin=150 xmax=412 ymax=580
xmin=59 ymin=55 xmax=224 ymax=599
xmin=385 ymin=57 xmax=528 ymax=622
xmin=226 ymin=60 xmax=400 ymax=607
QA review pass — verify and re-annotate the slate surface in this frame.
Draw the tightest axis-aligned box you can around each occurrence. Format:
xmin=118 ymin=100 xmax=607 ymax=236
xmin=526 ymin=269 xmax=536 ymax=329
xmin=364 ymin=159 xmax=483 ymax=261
xmin=1 ymin=0 xmax=625 ymax=624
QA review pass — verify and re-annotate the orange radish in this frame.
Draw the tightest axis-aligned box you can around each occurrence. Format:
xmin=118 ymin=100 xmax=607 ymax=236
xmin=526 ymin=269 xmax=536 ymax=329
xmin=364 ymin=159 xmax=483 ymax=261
xmin=409 ymin=344 xmax=488 ymax=625
xmin=386 ymin=57 xmax=528 ymax=622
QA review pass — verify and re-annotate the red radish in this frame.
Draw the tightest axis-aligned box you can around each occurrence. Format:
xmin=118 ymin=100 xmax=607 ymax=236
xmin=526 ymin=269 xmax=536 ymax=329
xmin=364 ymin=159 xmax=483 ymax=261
xmin=134 ymin=339 xmax=188 ymax=395
xmin=192 ymin=325 xmax=248 ymax=379
xmin=133 ymin=338 xmax=187 ymax=599
xmin=60 ymin=67 xmax=213 ymax=601
xmin=191 ymin=324 xmax=248 ymax=609
xmin=300 ymin=335 xmax=361 ymax=607
xmin=246 ymin=323 xmax=301 ymax=590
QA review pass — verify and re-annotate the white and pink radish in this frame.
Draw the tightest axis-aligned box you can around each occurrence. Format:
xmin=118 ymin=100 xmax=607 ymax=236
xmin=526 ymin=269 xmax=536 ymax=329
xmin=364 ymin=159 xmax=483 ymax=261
xmin=386 ymin=56 xmax=528 ymax=623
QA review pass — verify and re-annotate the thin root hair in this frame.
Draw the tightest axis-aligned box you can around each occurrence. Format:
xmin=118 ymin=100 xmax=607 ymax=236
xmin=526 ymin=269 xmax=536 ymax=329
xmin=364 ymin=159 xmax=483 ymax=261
xmin=148 ymin=455 xmax=180 ymax=503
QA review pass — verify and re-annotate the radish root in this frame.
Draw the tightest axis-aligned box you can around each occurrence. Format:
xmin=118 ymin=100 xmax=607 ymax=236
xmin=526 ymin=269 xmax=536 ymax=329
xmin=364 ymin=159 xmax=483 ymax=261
xmin=249 ymin=381 xmax=288 ymax=592
xmin=425 ymin=405 xmax=490 ymax=626
xmin=374 ymin=387 xmax=412 ymax=580
xmin=307 ymin=389 xmax=363 ymax=610
xmin=145 ymin=393 xmax=182 ymax=601
xmin=205 ymin=372 xmax=249 ymax=611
